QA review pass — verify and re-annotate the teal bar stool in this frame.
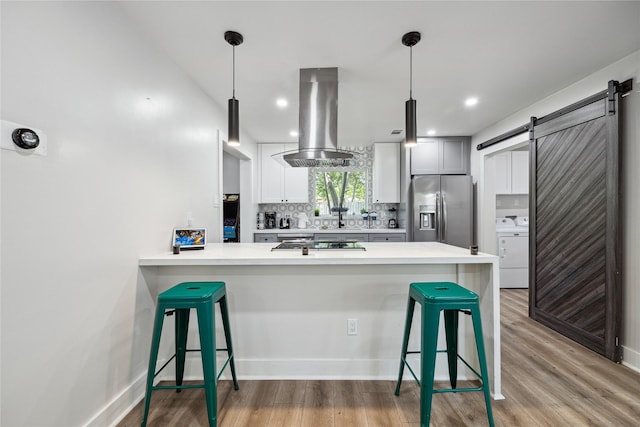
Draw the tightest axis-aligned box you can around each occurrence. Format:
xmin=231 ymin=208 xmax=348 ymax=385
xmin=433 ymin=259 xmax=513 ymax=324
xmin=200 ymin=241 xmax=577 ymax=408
xmin=395 ymin=282 xmax=494 ymax=427
xmin=141 ymin=282 xmax=239 ymax=427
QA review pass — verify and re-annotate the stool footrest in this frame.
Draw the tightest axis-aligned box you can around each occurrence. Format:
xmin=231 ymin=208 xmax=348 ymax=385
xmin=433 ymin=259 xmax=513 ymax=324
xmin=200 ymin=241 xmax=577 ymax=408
xmin=401 ymin=350 xmax=485 ymax=388
xmin=433 ymin=386 xmax=484 ymax=394
xmin=152 ymin=383 xmax=206 ymax=391
xmin=152 ymin=350 xmax=234 ymax=380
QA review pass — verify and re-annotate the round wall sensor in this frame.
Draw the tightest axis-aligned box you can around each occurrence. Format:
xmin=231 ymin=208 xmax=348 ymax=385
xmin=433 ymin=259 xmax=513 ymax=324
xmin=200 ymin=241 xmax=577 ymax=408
xmin=12 ymin=128 xmax=40 ymax=149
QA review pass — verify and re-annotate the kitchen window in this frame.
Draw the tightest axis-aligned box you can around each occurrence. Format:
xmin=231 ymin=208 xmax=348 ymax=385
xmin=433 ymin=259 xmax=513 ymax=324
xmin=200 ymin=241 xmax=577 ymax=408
xmin=314 ymin=170 xmax=367 ymax=217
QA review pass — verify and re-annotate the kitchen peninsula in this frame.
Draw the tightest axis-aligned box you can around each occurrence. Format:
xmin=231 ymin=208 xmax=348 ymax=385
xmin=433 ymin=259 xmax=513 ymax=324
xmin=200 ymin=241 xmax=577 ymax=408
xmin=139 ymin=242 xmax=503 ymax=399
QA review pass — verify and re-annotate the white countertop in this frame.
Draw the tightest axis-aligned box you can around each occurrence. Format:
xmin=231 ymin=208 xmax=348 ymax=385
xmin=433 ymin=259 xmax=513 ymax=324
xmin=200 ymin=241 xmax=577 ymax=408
xmin=254 ymin=228 xmax=406 ymax=234
xmin=139 ymin=242 xmax=496 ymax=267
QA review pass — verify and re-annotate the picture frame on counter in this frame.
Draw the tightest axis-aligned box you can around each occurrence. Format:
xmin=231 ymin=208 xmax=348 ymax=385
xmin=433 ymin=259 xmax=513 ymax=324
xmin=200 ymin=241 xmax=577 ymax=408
xmin=173 ymin=227 xmax=207 ymax=250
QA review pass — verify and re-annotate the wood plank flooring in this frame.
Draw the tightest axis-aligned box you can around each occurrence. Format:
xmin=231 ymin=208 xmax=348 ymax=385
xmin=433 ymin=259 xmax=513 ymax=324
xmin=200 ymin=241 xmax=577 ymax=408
xmin=117 ymin=290 xmax=640 ymax=426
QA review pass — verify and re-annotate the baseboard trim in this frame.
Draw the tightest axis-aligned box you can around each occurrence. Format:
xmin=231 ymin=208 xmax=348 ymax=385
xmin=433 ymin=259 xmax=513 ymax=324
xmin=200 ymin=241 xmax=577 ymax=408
xmin=163 ymin=356 xmax=469 ymax=381
xmin=83 ymin=371 xmax=147 ymax=427
xmin=621 ymin=345 xmax=640 ymax=373
xmin=83 ymin=358 xmax=167 ymax=427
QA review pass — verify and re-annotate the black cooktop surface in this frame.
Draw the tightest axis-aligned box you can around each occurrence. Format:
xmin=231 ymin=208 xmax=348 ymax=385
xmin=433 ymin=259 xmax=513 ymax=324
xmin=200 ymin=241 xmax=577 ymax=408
xmin=272 ymin=240 xmax=365 ymax=251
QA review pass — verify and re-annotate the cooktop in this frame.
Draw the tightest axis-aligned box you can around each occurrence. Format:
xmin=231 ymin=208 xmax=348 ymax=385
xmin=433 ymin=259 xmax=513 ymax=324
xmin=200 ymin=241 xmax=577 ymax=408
xmin=271 ymin=240 xmax=366 ymax=251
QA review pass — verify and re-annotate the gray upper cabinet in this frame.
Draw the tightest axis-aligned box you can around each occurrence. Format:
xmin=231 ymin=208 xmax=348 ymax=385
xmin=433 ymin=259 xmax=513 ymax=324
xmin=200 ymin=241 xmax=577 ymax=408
xmin=410 ymin=137 xmax=470 ymax=175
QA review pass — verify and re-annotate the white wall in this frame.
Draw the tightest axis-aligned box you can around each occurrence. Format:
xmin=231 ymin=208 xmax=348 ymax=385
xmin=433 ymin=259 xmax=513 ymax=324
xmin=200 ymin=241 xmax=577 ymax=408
xmin=223 ymin=152 xmax=241 ymax=194
xmin=0 ymin=2 xmax=253 ymax=425
xmin=471 ymin=50 xmax=640 ymax=371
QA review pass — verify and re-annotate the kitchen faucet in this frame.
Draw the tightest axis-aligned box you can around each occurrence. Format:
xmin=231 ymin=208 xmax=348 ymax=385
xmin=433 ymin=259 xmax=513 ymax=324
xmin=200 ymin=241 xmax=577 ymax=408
xmin=338 ymin=208 xmax=344 ymax=228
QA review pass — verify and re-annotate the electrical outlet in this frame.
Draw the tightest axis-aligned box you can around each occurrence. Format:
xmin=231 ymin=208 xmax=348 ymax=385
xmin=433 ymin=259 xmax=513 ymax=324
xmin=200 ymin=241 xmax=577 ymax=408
xmin=347 ymin=318 xmax=358 ymax=336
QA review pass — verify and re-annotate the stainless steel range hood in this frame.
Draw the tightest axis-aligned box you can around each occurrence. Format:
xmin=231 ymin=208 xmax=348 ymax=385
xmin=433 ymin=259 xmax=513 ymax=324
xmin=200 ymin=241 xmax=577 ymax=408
xmin=282 ymin=68 xmax=354 ymax=167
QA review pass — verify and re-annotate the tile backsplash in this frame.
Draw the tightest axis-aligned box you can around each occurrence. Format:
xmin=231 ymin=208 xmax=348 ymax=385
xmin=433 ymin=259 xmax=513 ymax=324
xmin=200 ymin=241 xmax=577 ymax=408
xmin=258 ymin=202 xmax=399 ymax=230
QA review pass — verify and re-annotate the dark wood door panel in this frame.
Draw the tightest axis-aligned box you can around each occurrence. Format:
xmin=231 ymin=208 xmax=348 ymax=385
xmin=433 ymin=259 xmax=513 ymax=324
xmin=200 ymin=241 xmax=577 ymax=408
xmin=530 ymin=93 xmax=621 ymax=361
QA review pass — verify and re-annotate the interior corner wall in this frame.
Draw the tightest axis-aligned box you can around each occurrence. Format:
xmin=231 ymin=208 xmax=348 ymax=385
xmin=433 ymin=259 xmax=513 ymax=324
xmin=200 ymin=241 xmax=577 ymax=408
xmin=223 ymin=152 xmax=241 ymax=194
xmin=0 ymin=2 xmax=255 ymax=425
xmin=470 ymin=50 xmax=640 ymax=372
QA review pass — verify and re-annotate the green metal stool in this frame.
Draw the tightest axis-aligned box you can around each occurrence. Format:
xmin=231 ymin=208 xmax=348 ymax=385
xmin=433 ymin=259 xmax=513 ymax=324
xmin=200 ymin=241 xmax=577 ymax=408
xmin=141 ymin=281 xmax=239 ymax=427
xmin=395 ymin=282 xmax=494 ymax=427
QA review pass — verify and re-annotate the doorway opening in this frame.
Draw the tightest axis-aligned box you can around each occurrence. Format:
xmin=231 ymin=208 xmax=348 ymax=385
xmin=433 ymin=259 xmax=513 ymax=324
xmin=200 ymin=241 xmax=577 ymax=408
xmin=219 ymin=130 xmax=253 ymax=244
xmin=482 ymin=139 xmax=530 ymax=314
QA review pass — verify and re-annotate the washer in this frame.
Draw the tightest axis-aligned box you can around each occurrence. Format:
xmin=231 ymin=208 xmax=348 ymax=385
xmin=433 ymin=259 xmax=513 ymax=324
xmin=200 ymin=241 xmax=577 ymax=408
xmin=496 ymin=217 xmax=529 ymax=288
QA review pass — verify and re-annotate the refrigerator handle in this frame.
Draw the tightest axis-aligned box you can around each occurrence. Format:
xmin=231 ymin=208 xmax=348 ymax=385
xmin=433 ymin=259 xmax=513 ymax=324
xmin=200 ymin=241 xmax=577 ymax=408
xmin=436 ymin=192 xmax=441 ymax=241
xmin=442 ymin=192 xmax=447 ymax=243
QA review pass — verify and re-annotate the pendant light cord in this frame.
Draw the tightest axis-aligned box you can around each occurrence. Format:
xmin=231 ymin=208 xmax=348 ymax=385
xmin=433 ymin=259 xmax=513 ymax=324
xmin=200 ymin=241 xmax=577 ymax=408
xmin=409 ymin=45 xmax=413 ymax=100
xmin=232 ymin=45 xmax=236 ymax=99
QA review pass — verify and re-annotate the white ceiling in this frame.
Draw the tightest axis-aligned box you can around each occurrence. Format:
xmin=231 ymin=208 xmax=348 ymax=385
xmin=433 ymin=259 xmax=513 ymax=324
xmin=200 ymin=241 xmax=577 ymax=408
xmin=118 ymin=1 xmax=640 ymax=146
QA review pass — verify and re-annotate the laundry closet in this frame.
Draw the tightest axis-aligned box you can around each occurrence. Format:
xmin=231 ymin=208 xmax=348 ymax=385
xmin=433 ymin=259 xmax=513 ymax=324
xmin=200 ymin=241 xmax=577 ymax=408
xmin=494 ymin=148 xmax=529 ymax=288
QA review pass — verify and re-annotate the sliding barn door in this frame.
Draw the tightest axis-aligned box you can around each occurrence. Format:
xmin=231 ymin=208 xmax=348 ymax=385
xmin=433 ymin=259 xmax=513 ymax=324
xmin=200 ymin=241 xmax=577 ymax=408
xmin=530 ymin=82 xmax=623 ymax=361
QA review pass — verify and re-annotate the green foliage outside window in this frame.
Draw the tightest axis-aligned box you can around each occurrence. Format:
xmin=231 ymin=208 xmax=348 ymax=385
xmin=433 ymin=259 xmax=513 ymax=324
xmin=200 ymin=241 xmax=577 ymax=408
xmin=314 ymin=170 xmax=367 ymax=216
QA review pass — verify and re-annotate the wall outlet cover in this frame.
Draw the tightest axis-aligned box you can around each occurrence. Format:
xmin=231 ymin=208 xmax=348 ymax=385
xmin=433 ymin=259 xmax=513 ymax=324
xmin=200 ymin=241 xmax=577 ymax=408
xmin=347 ymin=318 xmax=358 ymax=336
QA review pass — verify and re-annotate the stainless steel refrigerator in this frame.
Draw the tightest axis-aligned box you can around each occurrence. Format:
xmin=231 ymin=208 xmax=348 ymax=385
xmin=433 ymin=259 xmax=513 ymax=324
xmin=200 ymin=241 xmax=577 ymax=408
xmin=410 ymin=175 xmax=473 ymax=248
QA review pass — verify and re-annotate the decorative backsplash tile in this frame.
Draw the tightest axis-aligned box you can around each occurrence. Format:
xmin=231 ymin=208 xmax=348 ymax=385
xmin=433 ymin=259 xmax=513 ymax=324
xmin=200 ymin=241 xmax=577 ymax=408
xmin=258 ymin=145 xmax=400 ymax=230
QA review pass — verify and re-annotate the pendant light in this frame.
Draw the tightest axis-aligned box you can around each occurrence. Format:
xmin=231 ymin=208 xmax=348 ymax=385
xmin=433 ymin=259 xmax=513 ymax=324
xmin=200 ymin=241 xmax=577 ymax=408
xmin=402 ymin=31 xmax=421 ymax=148
xmin=225 ymin=30 xmax=244 ymax=146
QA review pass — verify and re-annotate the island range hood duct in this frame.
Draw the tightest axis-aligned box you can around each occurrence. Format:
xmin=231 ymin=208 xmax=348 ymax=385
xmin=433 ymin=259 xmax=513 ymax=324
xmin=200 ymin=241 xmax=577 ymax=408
xmin=282 ymin=68 xmax=354 ymax=167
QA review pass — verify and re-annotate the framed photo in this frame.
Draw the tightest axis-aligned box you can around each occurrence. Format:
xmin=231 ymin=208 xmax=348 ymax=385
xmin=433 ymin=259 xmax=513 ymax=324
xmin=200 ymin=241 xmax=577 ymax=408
xmin=173 ymin=228 xmax=207 ymax=249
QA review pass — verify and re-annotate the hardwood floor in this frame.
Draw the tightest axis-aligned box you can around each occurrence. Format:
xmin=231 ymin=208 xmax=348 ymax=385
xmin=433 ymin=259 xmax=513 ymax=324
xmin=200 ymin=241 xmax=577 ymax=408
xmin=117 ymin=290 xmax=640 ymax=426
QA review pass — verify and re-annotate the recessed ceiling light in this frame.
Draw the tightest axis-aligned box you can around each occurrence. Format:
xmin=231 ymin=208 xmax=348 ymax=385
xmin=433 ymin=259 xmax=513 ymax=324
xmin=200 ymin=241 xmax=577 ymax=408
xmin=276 ymin=98 xmax=288 ymax=108
xmin=289 ymin=130 xmax=299 ymax=137
xmin=464 ymin=97 xmax=479 ymax=107
xmin=427 ymin=129 xmax=436 ymax=136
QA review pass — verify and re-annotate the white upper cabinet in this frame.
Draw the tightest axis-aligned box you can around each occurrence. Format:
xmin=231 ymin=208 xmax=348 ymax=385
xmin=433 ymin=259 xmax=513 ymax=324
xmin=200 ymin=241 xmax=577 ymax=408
xmin=494 ymin=152 xmax=511 ymax=194
xmin=510 ymin=151 xmax=529 ymax=194
xmin=373 ymin=143 xmax=400 ymax=203
xmin=258 ymin=144 xmax=309 ymax=203
xmin=410 ymin=137 xmax=470 ymax=175
xmin=495 ymin=150 xmax=529 ymax=194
